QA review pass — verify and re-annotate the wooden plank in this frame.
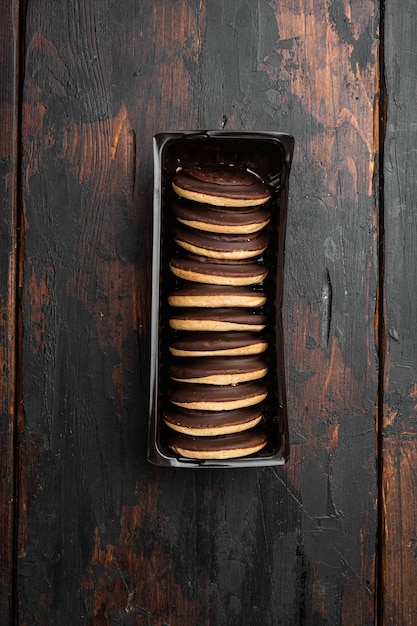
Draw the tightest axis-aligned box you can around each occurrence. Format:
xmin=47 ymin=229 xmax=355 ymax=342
xmin=18 ymin=1 xmax=208 ymax=622
xmin=17 ymin=0 xmax=379 ymax=624
xmin=260 ymin=2 xmax=379 ymax=623
xmin=382 ymin=2 xmax=417 ymax=624
xmin=0 ymin=1 xmax=20 ymax=623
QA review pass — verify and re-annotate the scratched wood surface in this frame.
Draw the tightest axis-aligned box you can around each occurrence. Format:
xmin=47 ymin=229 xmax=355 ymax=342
xmin=382 ymin=2 xmax=417 ymax=624
xmin=0 ymin=0 xmax=382 ymax=624
xmin=0 ymin=2 xmax=19 ymax=623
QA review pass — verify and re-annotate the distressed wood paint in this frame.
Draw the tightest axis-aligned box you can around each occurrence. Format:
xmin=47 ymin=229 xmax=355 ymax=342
xmin=383 ymin=1 xmax=417 ymax=624
xmin=8 ymin=0 xmax=417 ymax=624
xmin=264 ymin=3 xmax=378 ymax=624
xmin=0 ymin=1 xmax=20 ymax=623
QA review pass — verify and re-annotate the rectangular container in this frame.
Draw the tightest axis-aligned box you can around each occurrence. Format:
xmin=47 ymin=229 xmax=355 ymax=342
xmin=148 ymin=131 xmax=294 ymax=468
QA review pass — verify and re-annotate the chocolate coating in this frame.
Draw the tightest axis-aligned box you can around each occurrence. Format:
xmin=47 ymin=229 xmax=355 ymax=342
xmin=169 ymin=284 xmax=263 ymax=297
xmin=167 ymin=429 xmax=268 ymax=458
xmin=174 ymin=224 xmax=269 ymax=255
xmin=169 ymin=331 xmax=267 ymax=355
xmin=169 ymin=355 xmax=268 ymax=380
xmin=167 ymin=284 xmax=267 ymax=308
xmin=168 ymin=380 xmax=268 ymax=405
xmin=169 ymin=308 xmax=268 ymax=331
xmin=169 ymin=254 xmax=267 ymax=282
xmin=163 ymin=406 xmax=263 ymax=434
xmin=173 ymin=165 xmax=271 ymax=201
xmin=172 ymin=199 xmax=271 ymax=232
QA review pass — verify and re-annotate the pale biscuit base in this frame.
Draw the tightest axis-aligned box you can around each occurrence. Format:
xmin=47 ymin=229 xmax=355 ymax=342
xmin=167 ymin=293 xmax=267 ymax=308
xmin=169 ymin=318 xmax=267 ymax=332
xmin=174 ymin=237 xmax=267 ymax=260
xmin=167 ymin=431 xmax=268 ymax=459
xmin=177 ymin=216 xmax=270 ymax=235
xmin=169 ymin=263 xmax=267 ymax=286
xmin=172 ymin=182 xmax=270 ymax=208
xmin=170 ymin=366 xmax=268 ymax=386
xmin=163 ymin=414 xmax=262 ymax=437
xmin=169 ymin=342 xmax=268 ymax=357
xmin=170 ymin=390 xmax=267 ymax=412
xmin=168 ymin=441 xmax=266 ymax=459
xmin=164 ymin=418 xmax=262 ymax=437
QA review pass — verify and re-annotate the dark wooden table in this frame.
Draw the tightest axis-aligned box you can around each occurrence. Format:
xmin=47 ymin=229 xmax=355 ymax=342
xmin=1 ymin=1 xmax=416 ymax=624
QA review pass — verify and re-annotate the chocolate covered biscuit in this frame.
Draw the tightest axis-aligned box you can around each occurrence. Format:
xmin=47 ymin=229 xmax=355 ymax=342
xmin=163 ymin=406 xmax=263 ymax=436
xmin=167 ymin=430 xmax=268 ymax=459
xmin=172 ymin=164 xmax=272 ymax=207
xmin=168 ymin=355 xmax=268 ymax=385
xmin=168 ymin=381 xmax=268 ymax=411
xmin=167 ymin=284 xmax=267 ymax=308
xmin=169 ymin=331 xmax=268 ymax=357
xmin=173 ymin=224 xmax=269 ymax=260
xmin=169 ymin=254 xmax=268 ymax=286
xmin=168 ymin=308 xmax=268 ymax=332
xmin=172 ymin=199 xmax=270 ymax=234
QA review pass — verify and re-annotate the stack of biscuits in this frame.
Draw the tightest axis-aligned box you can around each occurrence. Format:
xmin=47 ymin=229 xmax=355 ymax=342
xmin=163 ymin=163 xmax=273 ymax=460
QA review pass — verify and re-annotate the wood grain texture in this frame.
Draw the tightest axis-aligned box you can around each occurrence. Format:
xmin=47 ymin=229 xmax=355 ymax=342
xmin=382 ymin=2 xmax=417 ymax=624
xmin=262 ymin=2 xmax=379 ymax=623
xmin=16 ymin=1 xmax=379 ymax=625
xmin=0 ymin=1 xmax=20 ymax=622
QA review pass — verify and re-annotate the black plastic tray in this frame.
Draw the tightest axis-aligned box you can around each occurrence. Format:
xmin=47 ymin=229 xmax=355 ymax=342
xmin=147 ymin=131 xmax=294 ymax=468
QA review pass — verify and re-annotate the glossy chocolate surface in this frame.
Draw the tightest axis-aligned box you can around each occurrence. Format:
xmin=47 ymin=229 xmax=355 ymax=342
xmin=173 ymin=164 xmax=271 ymax=201
xmin=167 ymin=429 xmax=268 ymax=454
xmin=163 ymin=405 xmax=263 ymax=429
xmin=172 ymin=199 xmax=271 ymax=228
xmin=170 ymin=254 xmax=267 ymax=278
xmin=168 ymin=380 xmax=268 ymax=404
xmin=174 ymin=224 xmax=269 ymax=253
xmin=169 ymin=308 xmax=268 ymax=326
xmin=170 ymin=331 xmax=267 ymax=352
xmin=168 ymin=355 xmax=268 ymax=380
xmin=168 ymin=283 xmax=266 ymax=299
